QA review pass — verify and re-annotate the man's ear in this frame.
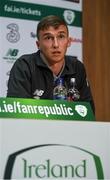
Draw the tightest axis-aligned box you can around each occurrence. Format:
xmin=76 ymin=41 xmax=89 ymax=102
xmin=67 ymin=37 xmax=72 ymax=47
xmin=36 ymin=41 xmax=40 ymax=49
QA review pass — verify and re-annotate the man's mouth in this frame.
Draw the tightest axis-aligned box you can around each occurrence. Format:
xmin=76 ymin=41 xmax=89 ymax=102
xmin=52 ymin=51 xmax=61 ymax=54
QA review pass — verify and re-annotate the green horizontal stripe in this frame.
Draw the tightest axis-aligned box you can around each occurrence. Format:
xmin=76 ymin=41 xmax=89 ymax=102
xmin=0 ymin=0 xmax=82 ymax=27
xmin=0 ymin=98 xmax=95 ymax=121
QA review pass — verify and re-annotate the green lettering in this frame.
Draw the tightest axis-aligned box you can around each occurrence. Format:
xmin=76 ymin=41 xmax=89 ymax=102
xmin=22 ymin=158 xmax=27 ymax=178
xmin=51 ymin=164 xmax=62 ymax=178
xmin=35 ymin=164 xmax=46 ymax=178
xmin=47 ymin=159 xmax=50 ymax=177
xmin=64 ymin=165 xmax=74 ymax=177
xmin=75 ymin=160 xmax=86 ymax=177
xmin=22 ymin=158 xmax=36 ymax=178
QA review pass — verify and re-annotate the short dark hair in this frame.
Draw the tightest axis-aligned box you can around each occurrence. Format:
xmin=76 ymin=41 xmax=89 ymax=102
xmin=37 ymin=15 xmax=68 ymax=39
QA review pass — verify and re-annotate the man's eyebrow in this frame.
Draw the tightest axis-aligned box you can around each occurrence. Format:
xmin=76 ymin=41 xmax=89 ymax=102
xmin=42 ymin=31 xmax=67 ymax=37
xmin=42 ymin=33 xmax=52 ymax=37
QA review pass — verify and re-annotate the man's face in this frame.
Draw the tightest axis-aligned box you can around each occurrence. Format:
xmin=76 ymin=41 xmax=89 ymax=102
xmin=36 ymin=25 xmax=71 ymax=65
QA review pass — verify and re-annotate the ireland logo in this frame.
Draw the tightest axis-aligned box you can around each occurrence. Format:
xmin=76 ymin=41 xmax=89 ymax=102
xmin=75 ymin=105 xmax=87 ymax=117
xmin=3 ymin=144 xmax=104 ymax=179
xmin=63 ymin=10 xmax=75 ymax=24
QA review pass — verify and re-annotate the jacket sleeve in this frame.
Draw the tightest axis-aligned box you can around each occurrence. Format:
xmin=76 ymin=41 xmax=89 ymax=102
xmin=7 ymin=56 xmax=32 ymax=98
xmin=76 ymin=61 xmax=95 ymax=114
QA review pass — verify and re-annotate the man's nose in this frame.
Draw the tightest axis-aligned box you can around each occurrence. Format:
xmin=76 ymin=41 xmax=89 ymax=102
xmin=53 ymin=37 xmax=59 ymax=48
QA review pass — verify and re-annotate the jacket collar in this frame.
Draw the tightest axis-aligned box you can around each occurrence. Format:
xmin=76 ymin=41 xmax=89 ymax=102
xmin=35 ymin=50 xmax=76 ymax=75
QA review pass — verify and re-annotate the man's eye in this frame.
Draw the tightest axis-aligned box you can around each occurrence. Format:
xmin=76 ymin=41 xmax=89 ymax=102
xmin=59 ymin=34 xmax=66 ymax=39
xmin=45 ymin=36 xmax=52 ymax=40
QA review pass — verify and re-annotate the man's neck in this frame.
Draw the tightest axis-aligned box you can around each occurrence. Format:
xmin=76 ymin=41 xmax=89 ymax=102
xmin=49 ymin=62 xmax=65 ymax=76
xmin=40 ymin=52 xmax=65 ymax=76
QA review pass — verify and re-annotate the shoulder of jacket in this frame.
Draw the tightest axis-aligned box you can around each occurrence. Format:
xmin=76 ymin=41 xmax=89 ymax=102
xmin=14 ymin=52 xmax=38 ymax=67
xmin=20 ymin=52 xmax=37 ymax=62
xmin=11 ymin=53 xmax=38 ymax=74
xmin=66 ymin=55 xmax=83 ymax=66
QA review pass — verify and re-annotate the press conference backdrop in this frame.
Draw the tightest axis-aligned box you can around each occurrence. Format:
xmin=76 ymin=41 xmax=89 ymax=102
xmin=0 ymin=0 xmax=82 ymax=97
